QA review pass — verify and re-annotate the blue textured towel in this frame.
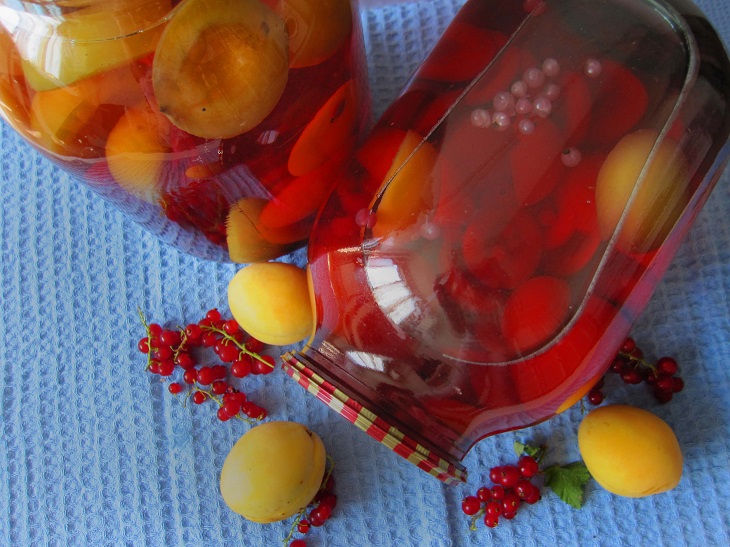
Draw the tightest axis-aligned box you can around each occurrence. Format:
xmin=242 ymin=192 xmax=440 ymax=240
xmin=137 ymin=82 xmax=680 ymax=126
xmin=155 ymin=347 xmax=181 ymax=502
xmin=1 ymin=1 xmax=729 ymax=545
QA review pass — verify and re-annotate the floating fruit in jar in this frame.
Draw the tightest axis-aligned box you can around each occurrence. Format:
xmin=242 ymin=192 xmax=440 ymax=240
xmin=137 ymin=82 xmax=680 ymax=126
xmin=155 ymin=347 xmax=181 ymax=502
xmin=105 ymin=105 xmax=172 ymax=202
xmin=595 ymin=129 xmax=689 ymax=253
xmin=152 ymin=0 xmax=289 ymax=139
xmin=578 ymin=405 xmax=683 ymax=497
xmin=17 ymin=0 xmax=171 ymax=91
xmin=275 ymin=0 xmax=352 ymax=68
xmin=226 ymin=198 xmax=297 ymax=263
xmin=220 ymin=421 xmax=326 ymax=523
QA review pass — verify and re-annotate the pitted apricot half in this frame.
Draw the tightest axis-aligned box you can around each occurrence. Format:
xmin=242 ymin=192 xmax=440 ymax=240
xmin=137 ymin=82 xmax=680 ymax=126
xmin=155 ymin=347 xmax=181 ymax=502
xmin=105 ymin=105 xmax=171 ymax=202
xmin=225 ymin=198 xmax=294 ymax=263
xmin=275 ymin=0 xmax=352 ymax=68
xmin=152 ymin=0 xmax=289 ymax=139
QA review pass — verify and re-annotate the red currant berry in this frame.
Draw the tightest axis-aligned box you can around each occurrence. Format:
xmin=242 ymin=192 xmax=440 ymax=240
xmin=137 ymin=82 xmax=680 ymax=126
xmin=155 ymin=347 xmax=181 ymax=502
xmin=485 ymin=500 xmax=502 ymax=517
xmin=502 ymin=511 xmax=517 ymax=520
xmin=218 ymin=343 xmax=240 ymax=363
xmin=191 ymin=391 xmax=207 ymax=405
xmin=610 ymin=356 xmax=627 ymax=374
xmin=310 ymin=503 xmax=332 ymax=523
xmin=477 ymin=487 xmax=491 ymax=502
xmin=290 ymin=540 xmax=306 ymax=547
xmin=183 ymin=369 xmax=198 ymax=384
xmin=222 ymin=400 xmax=241 ymax=417
xmin=497 ymin=466 xmax=521 ymax=488
xmin=168 ymin=382 xmax=183 ymax=395
xmin=246 ymin=337 xmax=265 ymax=353
xmin=217 ymin=407 xmax=231 ymax=421
xmin=524 ymin=488 xmax=541 ymax=505
xmin=242 ymin=402 xmax=266 ymax=420
xmin=490 ymin=485 xmax=506 ymax=501
xmin=138 ymin=337 xmax=151 ymax=353
xmin=587 ymin=388 xmax=604 ymax=405
xmin=655 ymin=374 xmax=674 ymax=393
xmin=175 ymin=352 xmax=195 ymax=370
xmin=154 ymin=346 xmax=173 ymax=361
xmin=621 ymin=368 xmax=643 ymax=385
xmin=148 ymin=361 xmax=160 ymax=375
xmin=654 ymin=389 xmax=673 ymax=404
xmin=514 ymin=479 xmax=539 ymax=501
xmin=231 ymin=357 xmax=252 ymax=378
xmin=212 ymin=380 xmax=228 ymax=395
xmin=252 ymin=355 xmax=276 ymax=375
xmin=201 ymin=332 xmax=218 ymax=348
xmin=319 ymin=493 xmax=338 ymax=510
xmin=147 ymin=323 xmax=162 ymax=337
xmin=159 ymin=329 xmax=180 ymax=347
xmin=222 ymin=319 xmax=240 ymax=335
xmin=308 ymin=512 xmax=325 ymax=528
xmin=484 ymin=513 xmax=499 ymax=528
xmin=517 ymin=455 xmax=539 ymax=478
xmin=489 ymin=466 xmax=503 ymax=484
xmin=205 ymin=309 xmax=222 ymax=322
xmin=212 ymin=364 xmax=228 ymax=380
xmin=196 ymin=366 xmax=215 ymax=385
xmin=672 ymin=376 xmax=684 ymax=393
xmin=158 ymin=360 xmax=175 ymax=376
xmin=621 ymin=337 xmax=636 ymax=354
xmin=297 ymin=520 xmax=311 ymax=534
xmin=461 ymin=496 xmax=482 ymax=516
xmin=185 ymin=323 xmax=203 ymax=344
xmin=656 ymin=356 xmax=678 ymax=375
xmin=630 ymin=347 xmax=644 ymax=360
xmin=501 ymin=492 xmax=521 ymax=514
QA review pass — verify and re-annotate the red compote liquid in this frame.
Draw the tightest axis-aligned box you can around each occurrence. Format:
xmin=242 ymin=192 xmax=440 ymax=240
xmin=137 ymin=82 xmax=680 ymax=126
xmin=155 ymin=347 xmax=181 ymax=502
xmin=284 ymin=0 xmax=730 ymax=483
xmin=0 ymin=0 xmax=369 ymax=262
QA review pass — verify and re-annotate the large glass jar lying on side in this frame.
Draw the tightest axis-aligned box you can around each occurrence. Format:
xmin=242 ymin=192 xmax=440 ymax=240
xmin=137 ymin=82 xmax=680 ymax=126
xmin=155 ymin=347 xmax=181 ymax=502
xmin=0 ymin=0 xmax=369 ymax=262
xmin=283 ymin=0 xmax=730 ymax=483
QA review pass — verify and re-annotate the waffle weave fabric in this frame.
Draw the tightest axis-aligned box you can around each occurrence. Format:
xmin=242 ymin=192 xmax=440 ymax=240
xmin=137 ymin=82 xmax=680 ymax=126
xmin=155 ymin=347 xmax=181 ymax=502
xmin=1 ymin=0 xmax=729 ymax=546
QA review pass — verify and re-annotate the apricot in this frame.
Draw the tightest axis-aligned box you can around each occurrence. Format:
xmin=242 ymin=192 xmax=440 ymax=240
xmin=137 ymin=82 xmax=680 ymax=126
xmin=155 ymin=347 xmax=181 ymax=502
xmin=275 ymin=0 xmax=352 ymax=68
xmin=220 ymin=421 xmax=326 ymax=523
xmin=578 ymin=405 xmax=683 ymax=498
xmin=595 ymin=129 xmax=689 ymax=253
xmin=228 ymin=262 xmax=314 ymax=345
xmin=225 ymin=198 xmax=293 ymax=263
xmin=152 ymin=0 xmax=289 ymax=139
xmin=20 ymin=0 xmax=171 ymax=91
xmin=370 ymin=130 xmax=438 ymax=239
xmin=29 ymin=84 xmax=98 ymax=157
xmin=105 ymin=106 xmax=170 ymax=201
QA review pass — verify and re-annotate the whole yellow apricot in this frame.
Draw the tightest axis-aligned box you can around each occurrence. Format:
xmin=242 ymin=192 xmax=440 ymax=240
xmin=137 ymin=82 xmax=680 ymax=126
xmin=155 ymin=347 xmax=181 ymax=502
xmin=227 ymin=262 xmax=313 ymax=345
xmin=578 ymin=405 xmax=683 ymax=498
xmin=595 ymin=129 xmax=689 ymax=253
xmin=220 ymin=421 xmax=326 ymax=523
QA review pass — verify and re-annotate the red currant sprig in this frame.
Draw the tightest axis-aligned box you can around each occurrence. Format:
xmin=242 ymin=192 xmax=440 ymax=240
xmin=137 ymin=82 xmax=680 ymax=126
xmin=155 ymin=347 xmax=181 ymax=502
xmin=587 ymin=336 xmax=684 ymax=405
xmin=283 ymin=457 xmax=337 ymax=546
xmin=137 ymin=308 xmax=273 ymax=423
xmin=462 ymin=443 xmax=591 ymax=529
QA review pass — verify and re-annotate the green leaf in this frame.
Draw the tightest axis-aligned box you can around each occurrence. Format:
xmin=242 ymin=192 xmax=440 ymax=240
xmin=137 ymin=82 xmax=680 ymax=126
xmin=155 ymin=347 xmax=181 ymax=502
xmin=543 ymin=461 xmax=592 ymax=509
xmin=513 ymin=441 xmax=542 ymax=458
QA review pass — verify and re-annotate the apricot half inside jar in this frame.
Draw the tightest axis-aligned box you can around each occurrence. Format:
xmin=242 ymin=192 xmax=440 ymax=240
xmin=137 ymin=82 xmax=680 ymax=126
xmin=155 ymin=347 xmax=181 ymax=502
xmin=152 ymin=0 xmax=289 ymax=139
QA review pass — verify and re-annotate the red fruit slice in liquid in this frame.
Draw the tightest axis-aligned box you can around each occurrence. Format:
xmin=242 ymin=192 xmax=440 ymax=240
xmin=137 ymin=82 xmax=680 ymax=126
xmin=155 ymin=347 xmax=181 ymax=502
xmin=418 ymin=23 xmax=506 ymax=83
xmin=463 ymin=209 xmax=542 ymax=290
xmin=501 ymin=275 xmax=571 ymax=355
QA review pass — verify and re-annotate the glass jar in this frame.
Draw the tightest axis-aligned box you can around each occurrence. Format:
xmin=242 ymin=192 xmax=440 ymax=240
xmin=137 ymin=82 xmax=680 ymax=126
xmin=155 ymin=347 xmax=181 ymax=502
xmin=283 ymin=0 xmax=730 ymax=483
xmin=0 ymin=0 xmax=370 ymax=262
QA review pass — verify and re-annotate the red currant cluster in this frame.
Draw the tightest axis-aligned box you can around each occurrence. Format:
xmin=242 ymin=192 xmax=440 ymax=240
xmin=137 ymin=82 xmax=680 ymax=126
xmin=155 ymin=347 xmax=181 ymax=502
xmin=461 ymin=454 xmax=541 ymax=528
xmin=137 ymin=308 xmax=277 ymax=422
xmin=588 ymin=337 xmax=684 ymax=405
xmin=285 ymin=464 xmax=338 ymax=547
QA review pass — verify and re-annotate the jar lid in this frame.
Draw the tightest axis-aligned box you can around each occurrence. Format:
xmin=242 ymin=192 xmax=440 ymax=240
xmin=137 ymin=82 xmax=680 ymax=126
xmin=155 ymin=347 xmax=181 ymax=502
xmin=282 ymin=351 xmax=468 ymax=485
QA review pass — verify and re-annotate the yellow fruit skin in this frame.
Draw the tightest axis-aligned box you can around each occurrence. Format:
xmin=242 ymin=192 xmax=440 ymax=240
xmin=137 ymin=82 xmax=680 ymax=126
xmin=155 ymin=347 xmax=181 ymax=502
xmin=578 ymin=405 xmax=683 ymax=498
xmin=220 ymin=421 xmax=326 ymax=523
xmin=228 ymin=262 xmax=314 ymax=345
xmin=595 ymin=129 xmax=689 ymax=253
xmin=225 ymin=198 xmax=292 ymax=263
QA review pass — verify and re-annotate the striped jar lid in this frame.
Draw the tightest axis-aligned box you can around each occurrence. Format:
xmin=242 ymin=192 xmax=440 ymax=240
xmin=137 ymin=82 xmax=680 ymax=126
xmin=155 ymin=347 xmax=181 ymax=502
xmin=282 ymin=350 xmax=467 ymax=485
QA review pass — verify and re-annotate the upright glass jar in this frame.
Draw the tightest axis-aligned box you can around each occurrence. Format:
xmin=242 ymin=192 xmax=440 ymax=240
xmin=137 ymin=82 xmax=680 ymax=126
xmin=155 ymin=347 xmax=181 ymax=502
xmin=284 ymin=0 xmax=730 ymax=483
xmin=0 ymin=0 xmax=370 ymax=262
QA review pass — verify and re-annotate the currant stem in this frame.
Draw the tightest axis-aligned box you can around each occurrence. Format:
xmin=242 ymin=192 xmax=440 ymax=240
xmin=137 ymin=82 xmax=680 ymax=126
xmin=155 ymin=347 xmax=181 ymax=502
xmin=200 ymin=324 xmax=274 ymax=369
xmin=137 ymin=308 xmax=155 ymax=372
